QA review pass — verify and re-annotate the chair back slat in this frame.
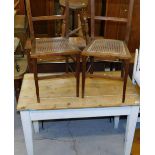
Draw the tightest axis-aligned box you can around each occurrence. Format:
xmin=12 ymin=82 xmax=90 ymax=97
xmin=25 ymin=0 xmax=69 ymax=39
xmin=90 ymin=0 xmax=135 ymax=43
xmin=32 ymin=15 xmax=66 ymax=21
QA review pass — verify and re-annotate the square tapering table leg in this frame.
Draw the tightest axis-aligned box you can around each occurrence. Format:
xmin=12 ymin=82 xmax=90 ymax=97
xmin=21 ymin=111 xmax=34 ymax=155
xmin=76 ymin=54 xmax=80 ymax=97
xmin=124 ymin=106 xmax=139 ymax=155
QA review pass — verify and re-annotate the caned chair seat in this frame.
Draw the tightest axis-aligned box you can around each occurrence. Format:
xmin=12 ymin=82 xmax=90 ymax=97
xmin=30 ymin=37 xmax=80 ymax=58
xmin=81 ymin=0 xmax=135 ymax=102
xmin=25 ymin=0 xmax=81 ymax=103
xmin=82 ymin=39 xmax=131 ymax=60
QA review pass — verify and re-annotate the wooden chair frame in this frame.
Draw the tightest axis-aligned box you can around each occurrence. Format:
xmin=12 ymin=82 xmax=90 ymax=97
xmin=25 ymin=0 xmax=80 ymax=103
xmin=82 ymin=0 xmax=135 ymax=102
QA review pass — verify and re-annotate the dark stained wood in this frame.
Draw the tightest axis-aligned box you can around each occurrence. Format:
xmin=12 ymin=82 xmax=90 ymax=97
xmin=122 ymin=60 xmax=129 ymax=102
xmin=17 ymin=0 xmax=139 ymax=53
xmin=25 ymin=0 xmax=80 ymax=103
xmin=105 ymin=0 xmax=139 ymax=52
xmin=81 ymin=0 xmax=134 ymax=102
xmin=91 ymin=0 xmax=134 ymax=42
xmin=32 ymin=15 xmax=65 ymax=21
xmin=128 ymin=0 xmax=140 ymax=52
xmin=95 ymin=16 xmax=127 ymax=22
xmin=125 ymin=0 xmax=135 ymax=43
xmin=32 ymin=58 xmax=40 ymax=103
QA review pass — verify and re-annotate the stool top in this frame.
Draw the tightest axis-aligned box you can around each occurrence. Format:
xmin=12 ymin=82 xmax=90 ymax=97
xmin=60 ymin=0 xmax=88 ymax=9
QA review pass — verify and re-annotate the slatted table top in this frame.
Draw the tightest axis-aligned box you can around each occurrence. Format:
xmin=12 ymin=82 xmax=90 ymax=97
xmin=17 ymin=71 xmax=140 ymax=111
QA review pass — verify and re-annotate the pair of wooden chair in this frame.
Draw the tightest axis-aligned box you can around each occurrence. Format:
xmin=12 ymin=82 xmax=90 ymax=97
xmin=25 ymin=0 xmax=134 ymax=103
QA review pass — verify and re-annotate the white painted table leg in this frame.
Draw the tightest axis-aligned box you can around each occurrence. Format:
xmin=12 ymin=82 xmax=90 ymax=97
xmin=124 ymin=106 xmax=139 ymax=155
xmin=21 ymin=111 xmax=34 ymax=155
xmin=114 ymin=116 xmax=120 ymax=129
xmin=33 ymin=121 xmax=39 ymax=133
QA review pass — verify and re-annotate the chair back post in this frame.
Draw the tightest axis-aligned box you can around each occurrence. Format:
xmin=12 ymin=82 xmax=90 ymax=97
xmin=125 ymin=0 xmax=135 ymax=44
xmin=90 ymin=0 xmax=95 ymax=39
xmin=64 ymin=0 xmax=69 ymax=38
xmin=25 ymin=0 xmax=35 ymax=40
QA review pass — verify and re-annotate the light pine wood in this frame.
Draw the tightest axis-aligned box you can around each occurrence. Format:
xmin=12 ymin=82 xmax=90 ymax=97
xmin=17 ymin=71 xmax=139 ymax=110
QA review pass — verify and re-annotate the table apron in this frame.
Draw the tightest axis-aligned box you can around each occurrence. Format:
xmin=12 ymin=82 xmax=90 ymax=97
xmin=28 ymin=106 xmax=137 ymax=121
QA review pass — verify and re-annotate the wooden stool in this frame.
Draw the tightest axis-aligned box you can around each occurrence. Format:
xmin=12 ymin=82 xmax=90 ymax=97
xmin=60 ymin=0 xmax=89 ymax=43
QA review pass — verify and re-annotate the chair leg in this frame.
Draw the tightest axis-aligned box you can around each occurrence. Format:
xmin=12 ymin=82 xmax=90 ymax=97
xmin=122 ymin=60 xmax=130 ymax=103
xmin=26 ymin=50 xmax=33 ymax=73
xmin=76 ymin=54 xmax=80 ymax=97
xmin=90 ymin=56 xmax=94 ymax=74
xmin=121 ymin=60 xmax=125 ymax=78
xmin=32 ymin=59 xmax=40 ymax=103
xmin=82 ymin=56 xmax=87 ymax=98
xmin=65 ymin=56 xmax=69 ymax=73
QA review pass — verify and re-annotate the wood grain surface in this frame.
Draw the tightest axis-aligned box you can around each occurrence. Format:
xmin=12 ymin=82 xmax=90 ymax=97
xmin=17 ymin=71 xmax=139 ymax=110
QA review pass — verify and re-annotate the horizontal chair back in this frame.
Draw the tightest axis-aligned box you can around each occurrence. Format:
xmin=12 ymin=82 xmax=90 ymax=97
xmin=25 ymin=0 xmax=69 ymax=39
xmin=90 ymin=0 xmax=135 ymax=43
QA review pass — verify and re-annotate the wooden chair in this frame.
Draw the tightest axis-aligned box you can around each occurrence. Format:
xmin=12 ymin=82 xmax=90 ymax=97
xmin=82 ymin=0 xmax=135 ymax=102
xmin=25 ymin=0 xmax=81 ymax=103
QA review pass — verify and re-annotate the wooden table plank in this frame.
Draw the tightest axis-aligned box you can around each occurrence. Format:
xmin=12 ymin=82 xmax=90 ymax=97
xmin=17 ymin=71 xmax=139 ymax=110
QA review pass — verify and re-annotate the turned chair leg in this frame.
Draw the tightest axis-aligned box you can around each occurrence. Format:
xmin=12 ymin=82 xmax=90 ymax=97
xmin=32 ymin=59 xmax=40 ymax=103
xmin=76 ymin=54 xmax=80 ymax=97
xmin=82 ymin=56 xmax=87 ymax=98
xmin=122 ymin=60 xmax=130 ymax=103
